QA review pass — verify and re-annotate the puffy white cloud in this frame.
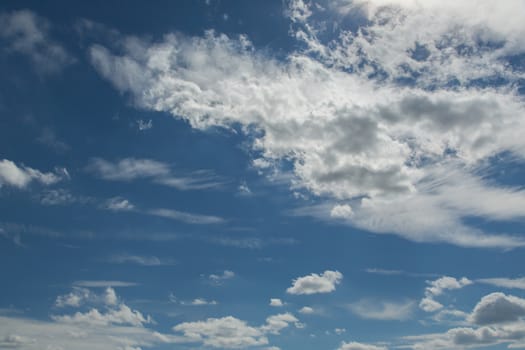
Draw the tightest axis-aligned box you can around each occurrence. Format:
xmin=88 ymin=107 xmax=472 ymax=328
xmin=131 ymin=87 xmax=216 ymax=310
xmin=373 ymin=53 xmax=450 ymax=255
xmin=0 ymin=10 xmax=74 ymax=74
xmin=347 ymin=299 xmax=415 ymax=321
xmin=89 ymin=7 xmax=525 ymax=248
xmin=419 ymin=297 xmax=443 ymax=313
xmin=173 ymin=316 xmax=268 ymax=349
xmin=420 ymin=276 xmax=472 ymax=313
xmin=287 ymin=270 xmax=342 ymax=295
xmin=338 ymin=341 xmax=387 ymax=350
xmin=172 ymin=312 xmax=299 ymax=349
xmin=53 ymin=303 xmax=152 ymax=327
xmin=469 ymin=293 xmax=525 ymax=325
xmin=0 ymin=159 xmax=65 ymax=188
xmin=270 ymin=298 xmax=284 ymax=307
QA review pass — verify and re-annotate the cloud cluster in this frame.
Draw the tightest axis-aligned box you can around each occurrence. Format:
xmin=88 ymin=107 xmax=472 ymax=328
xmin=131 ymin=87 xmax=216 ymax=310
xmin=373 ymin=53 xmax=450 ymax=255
xmin=419 ymin=276 xmax=472 ymax=313
xmin=89 ymin=0 xmax=525 ymax=247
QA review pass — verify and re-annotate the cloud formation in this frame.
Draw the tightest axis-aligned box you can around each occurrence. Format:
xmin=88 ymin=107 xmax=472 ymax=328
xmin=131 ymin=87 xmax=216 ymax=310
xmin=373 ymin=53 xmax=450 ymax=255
xmin=287 ymin=270 xmax=342 ymax=295
xmin=89 ymin=0 xmax=525 ymax=248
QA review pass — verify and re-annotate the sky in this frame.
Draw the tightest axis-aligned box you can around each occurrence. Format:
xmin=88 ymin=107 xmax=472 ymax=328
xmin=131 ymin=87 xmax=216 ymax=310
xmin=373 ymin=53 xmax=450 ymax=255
xmin=1 ymin=0 xmax=525 ymax=349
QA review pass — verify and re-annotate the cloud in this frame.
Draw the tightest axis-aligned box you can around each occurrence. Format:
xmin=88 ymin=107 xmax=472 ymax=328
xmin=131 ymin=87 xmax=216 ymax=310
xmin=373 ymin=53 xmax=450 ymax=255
xmin=208 ymin=270 xmax=235 ymax=285
xmin=172 ymin=313 xmax=299 ymax=349
xmin=469 ymin=293 xmax=525 ymax=325
xmin=420 ymin=276 xmax=472 ymax=313
xmin=0 ymin=159 xmax=66 ymax=189
xmin=108 ymin=254 xmax=174 ymax=266
xmin=172 ymin=316 xmax=268 ymax=348
xmin=137 ymin=119 xmax=153 ymax=131
xmin=270 ymin=299 xmax=284 ymax=307
xmin=89 ymin=7 xmax=525 ymax=248
xmin=347 ymin=299 xmax=415 ymax=321
xmin=73 ymin=280 xmax=138 ymax=288
xmin=87 ymin=157 xmax=226 ymax=191
xmin=103 ymin=197 xmax=135 ymax=211
xmin=299 ymin=306 xmax=315 ymax=314
xmin=87 ymin=158 xmax=170 ymax=181
xmin=188 ymin=298 xmax=218 ymax=306
xmin=477 ymin=278 xmax=525 ymax=290
xmin=0 ymin=10 xmax=74 ymax=74
xmin=338 ymin=341 xmax=387 ymax=350
xmin=287 ymin=270 xmax=342 ymax=295
xmin=148 ymin=208 xmax=225 ymax=224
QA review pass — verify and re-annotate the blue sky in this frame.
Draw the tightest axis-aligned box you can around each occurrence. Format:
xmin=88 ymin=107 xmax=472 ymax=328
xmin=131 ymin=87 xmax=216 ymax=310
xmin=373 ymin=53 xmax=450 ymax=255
xmin=1 ymin=1 xmax=525 ymax=349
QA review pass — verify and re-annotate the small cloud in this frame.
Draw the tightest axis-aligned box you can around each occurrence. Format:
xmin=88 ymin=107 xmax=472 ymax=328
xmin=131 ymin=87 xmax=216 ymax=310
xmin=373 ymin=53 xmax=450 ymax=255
xmin=73 ymin=280 xmax=138 ymax=288
xmin=330 ymin=204 xmax=353 ymax=219
xmin=104 ymin=197 xmax=135 ymax=211
xmin=299 ymin=306 xmax=315 ymax=314
xmin=334 ymin=328 xmax=346 ymax=335
xmin=270 ymin=298 xmax=284 ymax=307
xmin=186 ymin=298 xmax=218 ymax=306
xmin=347 ymin=299 xmax=415 ymax=321
xmin=108 ymin=253 xmax=174 ymax=266
xmin=137 ymin=119 xmax=153 ymax=131
xmin=287 ymin=270 xmax=343 ymax=295
xmin=238 ymin=181 xmax=252 ymax=196
xmin=209 ymin=270 xmax=235 ymax=285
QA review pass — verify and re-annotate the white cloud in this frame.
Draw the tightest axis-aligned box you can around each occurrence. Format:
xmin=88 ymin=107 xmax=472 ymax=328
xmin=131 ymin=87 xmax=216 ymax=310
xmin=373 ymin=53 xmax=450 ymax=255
xmin=189 ymin=298 xmax=218 ymax=306
xmin=347 ymin=299 xmax=415 ymax=321
xmin=104 ymin=197 xmax=135 ymax=211
xmin=172 ymin=312 xmax=299 ymax=349
xmin=208 ymin=270 xmax=235 ymax=285
xmin=419 ymin=297 xmax=443 ymax=313
xmin=148 ymin=208 xmax=225 ymax=224
xmin=73 ymin=281 xmax=138 ymax=288
xmin=87 ymin=157 xmax=226 ymax=190
xmin=108 ymin=254 xmax=174 ymax=266
xmin=137 ymin=119 xmax=153 ymax=131
xmin=338 ymin=341 xmax=387 ymax=350
xmin=87 ymin=158 xmax=170 ymax=181
xmin=89 ymin=9 xmax=525 ymax=248
xmin=287 ymin=270 xmax=342 ymax=295
xmin=335 ymin=328 xmax=346 ymax=335
xmin=55 ymin=287 xmax=119 ymax=308
xmin=420 ymin=276 xmax=472 ymax=313
xmin=172 ymin=316 xmax=268 ymax=349
xmin=477 ymin=278 xmax=525 ymax=290
xmin=0 ymin=159 xmax=65 ymax=188
xmin=299 ymin=306 xmax=315 ymax=314
xmin=270 ymin=298 xmax=284 ymax=307
xmin=0 ymin=10 xmax=74 ymax=74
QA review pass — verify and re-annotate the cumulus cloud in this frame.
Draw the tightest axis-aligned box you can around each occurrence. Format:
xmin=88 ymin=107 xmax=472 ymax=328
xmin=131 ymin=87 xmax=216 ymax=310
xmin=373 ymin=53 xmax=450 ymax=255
xmin=104 ymin=197 xmax=135 ymax=211
xmin=287 ymin=270 xmax=342 ymax=295
xmin=172 ymin=313 xmax=299 ymax=349
xmin=347 ymin=299 xmax=415 ymax=321
xmin=172 ymin=316 xmax=267 ymax=348
xmin=338 ymin=341 xmax=387 ymax=350
xmin=0 ymin=10 xmax=74 ymax=74
xmin=88 ymin=2 xmax=525 ymax=248
xmin=419 ymin=276 xmax=472 ymax=313
xmin=469 ymin=293 xmax=525 ymax=325
xmin=299 ymin=306 xmax=315 ymax=314
xmin=0 ymin=159 xmax=66 ymax=189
